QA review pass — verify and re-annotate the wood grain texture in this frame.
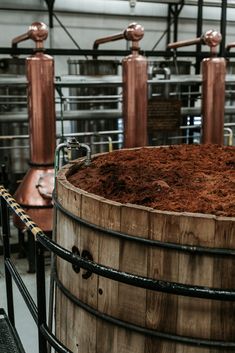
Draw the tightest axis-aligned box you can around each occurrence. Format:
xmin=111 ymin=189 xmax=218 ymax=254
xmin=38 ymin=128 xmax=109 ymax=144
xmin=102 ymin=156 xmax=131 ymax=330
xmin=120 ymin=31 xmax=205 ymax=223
xmin=97 ymin=198 xmax=121 ymax=353
xmin=175 ymin=214 xmax=215 ymax=353
xmin=210 ymin=217 xmax=235 ymax=353
xmin=117 ymin=203 xmax=150 ymax=353
xmin=55 ymin=162 xmax=235 ymax=353
xmin=146 ymin=210 xmax=180 ymax=353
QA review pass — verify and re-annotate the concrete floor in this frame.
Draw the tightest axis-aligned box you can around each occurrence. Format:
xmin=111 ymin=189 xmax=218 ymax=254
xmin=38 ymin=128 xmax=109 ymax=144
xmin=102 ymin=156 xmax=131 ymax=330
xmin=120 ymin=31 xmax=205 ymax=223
xmin=0 ymin=248 xmax=51 ymax=353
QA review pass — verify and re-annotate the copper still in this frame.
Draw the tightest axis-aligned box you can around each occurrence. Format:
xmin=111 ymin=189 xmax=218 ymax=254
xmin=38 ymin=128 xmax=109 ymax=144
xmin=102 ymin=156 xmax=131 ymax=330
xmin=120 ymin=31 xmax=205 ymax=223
xmin=12 ymin=22 xmax=56 ymax=232
xmin=93 ymin=23 xmax=148 ymax=148
xmin=168 ymin=30 xmax=226 ymax=145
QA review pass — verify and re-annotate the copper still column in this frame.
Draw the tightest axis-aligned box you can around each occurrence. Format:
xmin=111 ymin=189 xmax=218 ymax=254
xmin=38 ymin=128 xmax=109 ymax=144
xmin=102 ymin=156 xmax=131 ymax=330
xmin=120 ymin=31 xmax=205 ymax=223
xmin=168 ymin=30 xmax=226 ymax=145
xmin=93 ymin=23 xmax=148 ymax=148
xmin=12 ymin=22 xmax=55 ymax=232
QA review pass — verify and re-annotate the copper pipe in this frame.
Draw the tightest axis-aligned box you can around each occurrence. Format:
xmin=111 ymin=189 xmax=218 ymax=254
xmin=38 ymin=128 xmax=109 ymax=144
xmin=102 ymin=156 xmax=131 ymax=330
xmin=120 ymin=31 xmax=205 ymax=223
xmin=93 ymin=23 xmax=144 ymax=51
xmin=12 ymin=33 xmax=30 ymax=50
xmin=12 ymin=22 xmax=56 ymax=164
xmin=93 ymin=32 xmax=125 ymax=59
xmin=92 ymin=22 xmax=144 ymax=58
xmin=93 ymin=23 xmax=147 ymax=148
xmin=167 ymin=37 xmax=201 ymax=49
xmin=27 ymin=53 xmax=56 ymax=164
xmin=167 ymin=30 xmax=222 ymax=53
xmin=93 ymin=32 xmax=125 ymax=51
xmin=13 ymin=22 xmax=56 ymax=232
xmin=122 ymin=23 xmax=147 ymax=148
xmin=123 ymin=50 xmax=148 ymax=148
xmin=202 ymin=57 xmax=226 ymax=144
xmin=226 ymin=42 xmax=235 ymax=52
xmin=168 ymin=30 xmax=225 ymax=145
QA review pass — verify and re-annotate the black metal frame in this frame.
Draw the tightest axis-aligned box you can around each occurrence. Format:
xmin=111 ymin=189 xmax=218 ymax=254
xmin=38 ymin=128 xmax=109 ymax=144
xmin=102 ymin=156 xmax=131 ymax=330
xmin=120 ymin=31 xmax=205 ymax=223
xmin=1 ymin=185 xmax=235 ymax=353
xmin=0 ymin=1 xmax=231 ymax=62
xmin=1 ymin=47 xmax=235 ymax=58
xmin=0 ymin=188 xmax=72 ymax=353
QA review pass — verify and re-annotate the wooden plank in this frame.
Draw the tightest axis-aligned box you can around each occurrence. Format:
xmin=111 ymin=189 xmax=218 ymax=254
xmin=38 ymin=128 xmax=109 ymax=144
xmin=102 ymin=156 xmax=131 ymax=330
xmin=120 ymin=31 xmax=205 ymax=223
xmin=65 ymin=299 xmax=77 ymax=352
xmin=55 ymin=211 xmax=69 ymax=346
xmin=145 ymin=210 xmax=180 ymax=353
xmin=73 ymin=192 xmax=101 ymax=353
xmin=79 ymin=192 xmax=100 ymax=306
xmin=55 ymin=287 xmax=62 ymax=344
xmin=211 ymin=217 xmax=235 ymax=350
xmin=117 ymin=203 xmax=150 ymax=353
xmin=176 ymin=213 xmax=215 ymax=353
xmin=96 ymin=198 xmax=121 ymax=353
xmin=56 ymin=180 xmax=100 ymax=352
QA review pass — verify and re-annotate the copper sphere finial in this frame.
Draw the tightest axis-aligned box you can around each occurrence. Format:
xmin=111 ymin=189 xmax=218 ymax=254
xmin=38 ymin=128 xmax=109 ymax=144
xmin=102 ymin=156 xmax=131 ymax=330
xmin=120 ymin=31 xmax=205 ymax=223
xmin=202 ymin=30 xmax=222 ymax=48
xmin=124 ymin=23 xmax=144 ymax=42
xmin=28 ymin=22 xmax=48 ymax=42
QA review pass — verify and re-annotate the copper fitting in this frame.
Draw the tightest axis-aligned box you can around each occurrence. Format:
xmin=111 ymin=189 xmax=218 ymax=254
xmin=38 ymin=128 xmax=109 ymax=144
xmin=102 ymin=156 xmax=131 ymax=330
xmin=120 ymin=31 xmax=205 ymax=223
xmin=122 ymin=23 xmax=147 ymax=148
xmin=168 ymin=30 xmax=225 ymax=145
xmin=27 ymin=54 xmax=56 ymax=165
xmin=12 ymin=22 xmax=48 ymax=50
xmin=168 ymin=30 xmax=221 ymax=55
xmin=226 ymin=42 xmax=235 ymax=52
xmin=93 ymin=32 xmax=125 ymax=51
xmin=201 ymin=57 xmax=226 ymax=145
xmin=201 ymin=29 xmax=222 ymax=56
xmin=93 ymin=23 xmax=147 ymax=148
xmin=124 ymin=22 xmax=144 ymax=51
xmin=12 ymin=22 xmax=56 ymax=232
xmin=167 ymin=37 xmax=202 ymax=49
xmin=93 ymin=22 xmax=144 ymax=57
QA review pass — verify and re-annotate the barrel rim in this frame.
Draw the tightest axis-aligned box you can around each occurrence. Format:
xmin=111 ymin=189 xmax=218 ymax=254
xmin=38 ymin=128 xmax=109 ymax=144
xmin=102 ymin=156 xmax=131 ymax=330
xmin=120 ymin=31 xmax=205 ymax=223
xmin=56 ymin=147 xmax=235 ymax=221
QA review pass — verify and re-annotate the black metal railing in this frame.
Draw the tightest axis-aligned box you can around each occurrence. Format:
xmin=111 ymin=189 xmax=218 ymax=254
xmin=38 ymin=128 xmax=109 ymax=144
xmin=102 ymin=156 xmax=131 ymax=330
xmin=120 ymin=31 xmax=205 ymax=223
xmin=0 ymin=186 xmax=72 ymax=353
xmin=1 ymin=185 xmax=235 ymax=352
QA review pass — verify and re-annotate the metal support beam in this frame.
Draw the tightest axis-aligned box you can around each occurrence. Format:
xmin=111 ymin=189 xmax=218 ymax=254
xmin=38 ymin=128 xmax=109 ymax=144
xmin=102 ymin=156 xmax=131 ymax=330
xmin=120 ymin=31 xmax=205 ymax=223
xmin=44 ymin=0 xmax=55 ymax=28
xmin=2 ymin=47 xmax=235 ymax=59
xmin=220 ymin=0 xmax=227 ymax=57
xmin=167 ymin=1 xmax=184 ymax=45
xmin=0 ymin=197 xmax=15 ymax=328
xmin=195 ymin=0 xmax=203 ymax=74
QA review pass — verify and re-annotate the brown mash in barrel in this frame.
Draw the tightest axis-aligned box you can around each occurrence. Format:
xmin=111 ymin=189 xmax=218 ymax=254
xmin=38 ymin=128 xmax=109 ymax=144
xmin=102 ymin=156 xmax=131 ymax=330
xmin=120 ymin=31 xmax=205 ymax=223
xmin=68 ymin=144 xmax=235 ymax=217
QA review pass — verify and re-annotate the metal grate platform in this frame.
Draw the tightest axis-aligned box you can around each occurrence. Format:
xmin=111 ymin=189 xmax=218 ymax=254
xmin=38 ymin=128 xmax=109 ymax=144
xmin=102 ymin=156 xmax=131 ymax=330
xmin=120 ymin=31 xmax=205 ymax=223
xmin=0 ymin=309 xmax=25 ymax=353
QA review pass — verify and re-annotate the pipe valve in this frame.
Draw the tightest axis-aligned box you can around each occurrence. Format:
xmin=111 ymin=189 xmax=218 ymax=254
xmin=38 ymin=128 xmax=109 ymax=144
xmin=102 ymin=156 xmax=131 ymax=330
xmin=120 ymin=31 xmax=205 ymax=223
xmin=67 ymin=138 xmax=91 ymax=166
xmin=55 ymin=138 xmax=92 ymax=171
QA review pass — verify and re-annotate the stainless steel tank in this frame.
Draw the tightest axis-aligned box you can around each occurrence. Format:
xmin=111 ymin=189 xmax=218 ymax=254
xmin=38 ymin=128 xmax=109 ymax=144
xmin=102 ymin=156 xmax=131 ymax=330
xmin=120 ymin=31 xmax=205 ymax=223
xmin=0 ymin=58 xmax=28 ymax=189
xmin=149 ymin=60 xmax=192 ymax=146
xmin=67 ymin=59 xmax=120 ymax=153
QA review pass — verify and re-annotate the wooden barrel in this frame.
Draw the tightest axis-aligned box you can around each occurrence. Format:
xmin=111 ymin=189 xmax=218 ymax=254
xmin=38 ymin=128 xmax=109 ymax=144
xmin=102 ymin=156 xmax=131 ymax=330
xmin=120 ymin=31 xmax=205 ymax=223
xmin=55 ymin=157 xmax=235 ymax=353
